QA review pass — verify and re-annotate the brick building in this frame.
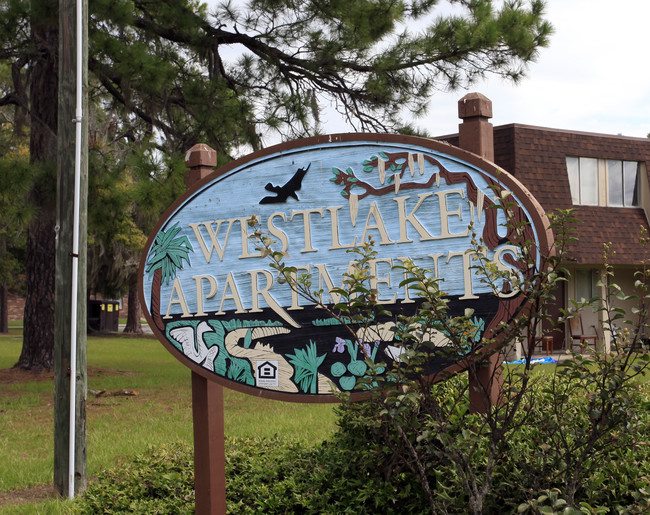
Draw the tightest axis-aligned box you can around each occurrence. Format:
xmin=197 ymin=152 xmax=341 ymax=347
xmin=441 ymin=93 xmax=650 ymax=352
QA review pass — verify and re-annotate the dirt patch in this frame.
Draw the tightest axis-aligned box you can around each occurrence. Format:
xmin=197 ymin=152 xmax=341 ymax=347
xmin=0 ymin=366 xmax=136 ymax=384
xmin=0 ymin=367 xmax=53 ymax=384
xmin=0 ymin=484 xmax=58 ymax=507
xmin=91 ymin=330 xmax=156 ymax=339
xmin=87 ymin=367 xmax=136 ymax=377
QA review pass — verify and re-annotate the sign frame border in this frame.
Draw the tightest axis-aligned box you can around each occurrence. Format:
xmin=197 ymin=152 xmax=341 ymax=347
xmin=138 ymin=133 xmax=555 ymax=403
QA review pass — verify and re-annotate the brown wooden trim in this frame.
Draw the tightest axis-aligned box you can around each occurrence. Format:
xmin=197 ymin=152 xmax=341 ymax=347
xmin=192 ymin=372 xmax=226 ymax=513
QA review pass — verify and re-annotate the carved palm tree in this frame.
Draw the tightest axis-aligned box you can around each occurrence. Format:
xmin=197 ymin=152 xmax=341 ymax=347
xmin=145 ymin=224 xmax=193 ymax=331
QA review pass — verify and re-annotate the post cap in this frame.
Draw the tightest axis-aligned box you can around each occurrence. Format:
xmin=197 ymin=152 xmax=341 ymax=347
xmin=458 ymin=92 xmax=493 ymax=120
xmin=185 ymin=143 xmax=217 ymax=169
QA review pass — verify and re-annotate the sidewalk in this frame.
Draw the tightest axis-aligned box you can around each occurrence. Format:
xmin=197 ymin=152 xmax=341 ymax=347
xmin=118 ymin=323 xmax=153 ymax=334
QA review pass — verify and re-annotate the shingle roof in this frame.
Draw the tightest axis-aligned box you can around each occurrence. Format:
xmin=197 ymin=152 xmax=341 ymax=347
xmin=438 ymin=124 xmax=650 ymax=266
xmin=568 ymin=206 xmax=649 ymax=265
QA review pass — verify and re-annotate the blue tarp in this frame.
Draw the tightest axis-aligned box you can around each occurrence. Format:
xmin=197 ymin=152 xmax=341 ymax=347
xmin=504 ymin=356 xmax=558 ymax=365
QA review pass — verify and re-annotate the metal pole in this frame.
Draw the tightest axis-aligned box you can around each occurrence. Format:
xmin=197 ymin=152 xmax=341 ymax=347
xmin=68 ymin=0 xmax=83 ymax=499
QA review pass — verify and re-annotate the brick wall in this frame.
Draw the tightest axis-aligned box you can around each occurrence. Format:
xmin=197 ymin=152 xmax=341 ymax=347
xmin=6 ymin=292 xmax=130 ymax=322
xmin=7 ymin=292 xmax=25 ymax=321
xmin=441 ymin=123 xmax=650 ymax=266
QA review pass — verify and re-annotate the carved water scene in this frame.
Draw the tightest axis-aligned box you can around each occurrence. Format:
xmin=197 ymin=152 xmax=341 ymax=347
xmin=140 ymin=135 xmax=544 ymax=400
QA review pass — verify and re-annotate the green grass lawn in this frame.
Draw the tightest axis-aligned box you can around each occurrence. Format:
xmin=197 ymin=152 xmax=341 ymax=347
xmin=0 ymin=328 xmax=337 ymax=513
xmin=3 ymin=327 xmax=647 ymax=514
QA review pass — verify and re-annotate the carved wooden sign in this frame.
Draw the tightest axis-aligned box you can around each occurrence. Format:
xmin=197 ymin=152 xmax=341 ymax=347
xmin=139 ymin=134 xmax=552 ymax=401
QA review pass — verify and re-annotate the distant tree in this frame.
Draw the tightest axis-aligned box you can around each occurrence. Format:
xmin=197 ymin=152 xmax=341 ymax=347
xmin=0 ymin=146 xmax=33 ymax=333
xmin=0 ymin=62 xmax=31 ymax=333
xmin=86 ymin=145 xmax=146 ymax=324
xmin=0 ymin=0 xmax=58 ymax=368
xmin=0 ymin=0 xmax=552 ymax=369
xmin=86 ymin=135 xmax=187 ymax=333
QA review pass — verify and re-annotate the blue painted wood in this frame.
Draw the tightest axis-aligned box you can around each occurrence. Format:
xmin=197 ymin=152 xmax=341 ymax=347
xmin=140 ymin=136 xmax=547 ymax=400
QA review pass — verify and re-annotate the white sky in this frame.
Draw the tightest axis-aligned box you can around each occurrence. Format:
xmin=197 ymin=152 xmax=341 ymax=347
xmin=418 ymin=0 xmax=650 ymax=139
xmin=208 ymin=0 xmax=650 ymax=141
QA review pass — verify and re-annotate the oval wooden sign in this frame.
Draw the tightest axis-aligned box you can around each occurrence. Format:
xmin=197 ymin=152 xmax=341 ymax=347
xmin=139 ymin=134 xmax=552 ymax=402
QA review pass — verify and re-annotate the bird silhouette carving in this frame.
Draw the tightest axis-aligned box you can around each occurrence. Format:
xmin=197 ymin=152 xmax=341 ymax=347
xmin=259 ymin=163 xmax=311 ymax=204
xmin=169 ymin=322 xmax=219 ymax=371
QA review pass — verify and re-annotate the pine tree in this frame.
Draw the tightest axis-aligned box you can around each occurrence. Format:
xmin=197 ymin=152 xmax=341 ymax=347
xmin=0 ymin=0 xmax=552 ymax=369
xmin=0 ymin=63 xmax=32 ymax=333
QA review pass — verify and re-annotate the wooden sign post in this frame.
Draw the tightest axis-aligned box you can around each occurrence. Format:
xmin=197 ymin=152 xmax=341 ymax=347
xmin=140 ymin=134 xmax=553 ymax=512
xmin=184 ymin=145 xmax=226 ymax=514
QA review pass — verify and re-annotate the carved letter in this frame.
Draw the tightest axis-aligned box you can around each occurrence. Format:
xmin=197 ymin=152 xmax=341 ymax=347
xmin=189 ymin=220 xmax=236 ymax=263
xmin=327 ymin=206 xmax=357 ymax=250
xmin=164 ymin=278 xmax=192 ymax=318
xmin=369 ymin=258 xmax=397 ymax=303
xmin=216 ymin=272 xmax=247 ymax=314
xmin=248 ymin=270 xmax=300 ymax=328
xmin=493 ymin=245 xmax=521 ymax=298
xmin=446 ymin=250 xmax=478 ymax=300
xmin=192 ymin=275 xmax=218 ymax=317
xmin=435 ymin=189 xmax=470 ymax=239
xmin=361 ymin=202 xmax=393 ymax=245
xmin=290 ymin=208 xmax=324 ymax=253
xmin=267 ymin=212 xmax=289 ymax=253
xmin=238 ymin=216 xmax=262 ymax=259
xmin=393 ymin=193 xmax=434 ymax=243
xmin=288 ymin=265 xmax=311 ymax=310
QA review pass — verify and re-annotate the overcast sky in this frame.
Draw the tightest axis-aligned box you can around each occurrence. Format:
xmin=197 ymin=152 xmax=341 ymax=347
xmin=210 ymin=1 xmax=650 ymax=142
xmin=417 ymin=0 xmax=650 ymax=139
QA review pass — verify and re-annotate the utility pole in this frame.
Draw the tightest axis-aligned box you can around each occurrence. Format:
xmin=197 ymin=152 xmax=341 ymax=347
xmin=54 ymin=0 xmax=88 ymax=497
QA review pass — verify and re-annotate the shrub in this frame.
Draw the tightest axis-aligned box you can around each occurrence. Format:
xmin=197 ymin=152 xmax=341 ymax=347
xmin=76 ymin=213 xmax=650 ymax=513
xmin=74 ymin=444 xmax=194 ymax=514
xmin=73 ymin=384 xmax=650 ymax=514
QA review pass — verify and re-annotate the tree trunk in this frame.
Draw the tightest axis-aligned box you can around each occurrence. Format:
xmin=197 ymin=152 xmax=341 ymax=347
xmin=16 ymin=0 xmax=58 ymax=371
xmin=17 ymin=216 xmax=56 ymax=370
xmin=151 ymin=268 xmax=164 ymax=331
xmin=0 ymin=283 xmax=8 ymax=334
xmin=0 ymin=235 xmax=7 ymax=333
xmin=123 ymin=278 xmax=143 ymax=333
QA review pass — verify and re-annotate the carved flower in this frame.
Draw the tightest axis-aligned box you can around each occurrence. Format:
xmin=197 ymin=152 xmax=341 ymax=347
xmin=333 ymin=337 xmax=346 ymax=353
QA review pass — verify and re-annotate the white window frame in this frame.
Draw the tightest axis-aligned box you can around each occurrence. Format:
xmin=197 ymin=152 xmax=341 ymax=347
xmin=607 ymin=160 xmax=640 ymax=207
xmin=566 ymin=156 xmax=642 ymax=208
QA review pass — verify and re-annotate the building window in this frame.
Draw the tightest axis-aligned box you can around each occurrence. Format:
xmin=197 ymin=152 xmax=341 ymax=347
xmin=576 ymin=268 xmax=595 ymax=303
xmin=566 ymin=157 xmax=598 ymax=205
xmin=607 ymin=160 xmax=640 ymax=207
xmin=566 ymin=156 xmax=641 ymax=207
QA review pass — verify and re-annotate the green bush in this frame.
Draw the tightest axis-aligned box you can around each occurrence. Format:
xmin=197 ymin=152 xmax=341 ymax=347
xmin=74 ymin=436 xmax=430 ymax=514
xmin=74 ymin=444 xmax=195 ymax=514
xmin=73 ymin=378 xmax=650 ymax=514
xmin=324 ymin=372 xmax=650 ymax=513
xmin=76 ymin=215 xmax=650 ymax=513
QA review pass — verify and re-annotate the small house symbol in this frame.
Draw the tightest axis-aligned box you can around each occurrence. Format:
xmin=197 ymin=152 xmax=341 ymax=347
xmin=257 ymin=360 xmax=278 ymax=379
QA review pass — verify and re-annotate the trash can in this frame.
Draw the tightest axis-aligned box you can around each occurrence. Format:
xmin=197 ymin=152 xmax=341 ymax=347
xmin=100 ymin=301 xmax=120 ymax=332
xmin=88 ymin=300 xmax=120 ymax=332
